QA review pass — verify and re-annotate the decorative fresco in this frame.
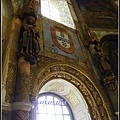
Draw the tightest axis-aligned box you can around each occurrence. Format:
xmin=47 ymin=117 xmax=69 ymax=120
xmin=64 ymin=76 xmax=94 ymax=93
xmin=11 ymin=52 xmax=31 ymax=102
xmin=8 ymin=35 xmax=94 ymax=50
xmin=43 ymin=20 xmax=85 ymax=62
xmin=79 ymin=1 xmax=118 ymax=29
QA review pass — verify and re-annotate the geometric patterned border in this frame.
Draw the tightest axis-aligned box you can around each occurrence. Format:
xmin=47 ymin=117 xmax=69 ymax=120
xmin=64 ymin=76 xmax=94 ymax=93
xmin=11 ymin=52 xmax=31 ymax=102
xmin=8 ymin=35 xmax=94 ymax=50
xmin=32 ymin=63 xmax=113 ymax=120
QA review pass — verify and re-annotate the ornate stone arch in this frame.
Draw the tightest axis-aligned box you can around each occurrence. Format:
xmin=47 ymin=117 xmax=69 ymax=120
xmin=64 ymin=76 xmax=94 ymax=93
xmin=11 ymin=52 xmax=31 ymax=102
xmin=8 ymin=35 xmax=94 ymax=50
xmin=32 ymin=63 xmax=113 ymax=120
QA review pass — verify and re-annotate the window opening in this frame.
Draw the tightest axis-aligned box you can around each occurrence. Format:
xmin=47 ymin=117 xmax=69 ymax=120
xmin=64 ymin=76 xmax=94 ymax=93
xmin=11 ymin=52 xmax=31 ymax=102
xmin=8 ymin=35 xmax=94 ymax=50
xmin=41 ymin=0 xmax=75 ymax=29
xmin=36 ymin=93 xmax=74 ymax=120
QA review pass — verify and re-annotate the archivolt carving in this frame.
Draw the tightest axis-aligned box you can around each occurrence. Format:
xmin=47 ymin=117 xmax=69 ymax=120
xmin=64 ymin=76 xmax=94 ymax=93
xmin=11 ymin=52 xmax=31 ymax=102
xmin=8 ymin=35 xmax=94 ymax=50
xmin=32 ymin=64 xmax=111 ymax=120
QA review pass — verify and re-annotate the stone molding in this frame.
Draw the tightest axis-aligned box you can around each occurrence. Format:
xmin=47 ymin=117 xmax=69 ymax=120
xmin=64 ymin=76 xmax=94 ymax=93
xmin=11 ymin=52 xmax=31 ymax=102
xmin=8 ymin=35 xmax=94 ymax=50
xmin=12 ymin=102 xmax=33 ymax=111
xmin=2 ymin=102 xmax=12 ymax=111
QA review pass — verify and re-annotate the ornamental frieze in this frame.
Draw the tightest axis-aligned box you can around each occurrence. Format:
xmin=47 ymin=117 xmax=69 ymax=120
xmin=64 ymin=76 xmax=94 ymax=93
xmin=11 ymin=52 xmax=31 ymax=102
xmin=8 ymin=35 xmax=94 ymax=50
xmin=32 ymin=64 xmax=110 ymax=120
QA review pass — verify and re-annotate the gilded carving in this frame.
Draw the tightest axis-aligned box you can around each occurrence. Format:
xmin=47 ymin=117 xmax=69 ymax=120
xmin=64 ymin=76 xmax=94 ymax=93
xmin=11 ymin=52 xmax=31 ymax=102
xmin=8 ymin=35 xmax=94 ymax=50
xmin=37 ymin=56 xmax=56 ymax=67
xmin=32 ymin=64 xmax=110 ymax=119
xmin=45 ymin=82 xmax=65 ymax=92
xmin=40 ymin=51 xmax=65 ymax=61
xmin=98 ymin=105 xmax=108 ymax=119
xmin=65 ymin=90 xmax=79 ymax=107
xmin=92 ymin=91 xmax=103 ymax=106
xmin=91 ymin=107 xmax=99 ymax=120
xmin=5 ymin=62 xmax=17 ymax=103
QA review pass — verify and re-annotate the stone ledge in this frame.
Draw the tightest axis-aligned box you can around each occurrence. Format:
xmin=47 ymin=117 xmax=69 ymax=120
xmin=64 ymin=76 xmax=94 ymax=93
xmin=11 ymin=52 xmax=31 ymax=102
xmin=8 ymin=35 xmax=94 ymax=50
xmin=2 ymin=102 xmax=12 ymax=111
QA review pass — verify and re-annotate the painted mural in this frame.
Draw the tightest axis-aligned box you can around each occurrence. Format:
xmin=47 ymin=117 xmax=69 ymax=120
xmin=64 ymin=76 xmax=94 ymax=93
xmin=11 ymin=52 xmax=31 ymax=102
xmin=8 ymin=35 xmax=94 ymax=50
xmin=43 ymin=19 xmax=85 ymax=62
xmin=79 ymin=1 xmax=117 ymax=29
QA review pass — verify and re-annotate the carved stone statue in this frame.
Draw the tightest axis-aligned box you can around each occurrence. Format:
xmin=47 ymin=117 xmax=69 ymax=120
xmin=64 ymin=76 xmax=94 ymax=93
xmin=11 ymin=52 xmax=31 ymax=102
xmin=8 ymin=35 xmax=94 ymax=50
xmin=19 ymin=15 xmax=40 ymax=65
xmin=20 ymin=16 xmax=40 ymax=57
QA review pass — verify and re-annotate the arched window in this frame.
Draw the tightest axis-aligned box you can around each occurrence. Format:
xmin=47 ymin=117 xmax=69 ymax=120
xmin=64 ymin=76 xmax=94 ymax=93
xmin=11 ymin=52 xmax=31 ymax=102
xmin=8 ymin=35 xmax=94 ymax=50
xmin=36 ymin=92 xmax=74 ymax=120
xmin=41 ymin=0 xmax=76 ymax=29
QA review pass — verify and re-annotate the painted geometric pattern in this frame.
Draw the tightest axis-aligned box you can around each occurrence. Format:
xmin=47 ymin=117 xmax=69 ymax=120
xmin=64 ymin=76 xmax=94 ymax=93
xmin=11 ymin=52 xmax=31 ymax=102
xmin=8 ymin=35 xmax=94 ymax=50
xmin=12 ymin=110 xmax=28 ymax=120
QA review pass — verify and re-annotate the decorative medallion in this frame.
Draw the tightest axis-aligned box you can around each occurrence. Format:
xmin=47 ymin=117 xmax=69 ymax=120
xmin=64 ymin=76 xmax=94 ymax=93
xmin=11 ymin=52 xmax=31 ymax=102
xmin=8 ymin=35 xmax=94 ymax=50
xmin=51 ymin=27 xmax=74 ymax=53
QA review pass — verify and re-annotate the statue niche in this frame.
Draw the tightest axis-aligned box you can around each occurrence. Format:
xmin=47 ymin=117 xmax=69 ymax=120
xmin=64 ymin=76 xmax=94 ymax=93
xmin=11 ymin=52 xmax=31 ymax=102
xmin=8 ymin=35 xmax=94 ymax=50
xmin=93 ymin=43 xmax=112 ymax=76
xmin=93 ymin=42 xmax=117 ymax=92
xmin=19 ymin=15 xmax=40 ymax=65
